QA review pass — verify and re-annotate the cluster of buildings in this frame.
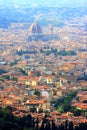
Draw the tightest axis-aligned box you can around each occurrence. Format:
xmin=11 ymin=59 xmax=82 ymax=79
xmin=0 ymin=20 xmax=87 ymax=126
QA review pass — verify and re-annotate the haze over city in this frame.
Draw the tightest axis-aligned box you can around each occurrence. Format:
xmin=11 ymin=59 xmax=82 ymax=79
xmin=0 ymin=0 xmax=87 ymax=130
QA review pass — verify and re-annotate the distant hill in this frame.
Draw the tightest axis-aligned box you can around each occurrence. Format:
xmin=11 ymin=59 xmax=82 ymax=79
xmin=0 ymin=7 xmax=87 ymax=28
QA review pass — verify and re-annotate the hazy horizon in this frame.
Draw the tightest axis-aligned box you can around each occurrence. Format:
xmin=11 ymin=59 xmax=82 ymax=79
xmin=0 ymin=0 xmax=87 ymax=8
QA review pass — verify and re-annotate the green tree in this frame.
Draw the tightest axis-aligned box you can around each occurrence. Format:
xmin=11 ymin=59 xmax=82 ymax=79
xmin=34 ymin=90 xmax=40 ymax=96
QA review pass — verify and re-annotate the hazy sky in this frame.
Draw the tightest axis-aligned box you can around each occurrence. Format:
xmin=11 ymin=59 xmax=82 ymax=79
xmin=0 ymin=0 xmax=87 ymax=7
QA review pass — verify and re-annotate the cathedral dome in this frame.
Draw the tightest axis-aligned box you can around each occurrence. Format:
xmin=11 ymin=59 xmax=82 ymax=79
xmin=29 ymin=22 xmax=42 ymax=34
